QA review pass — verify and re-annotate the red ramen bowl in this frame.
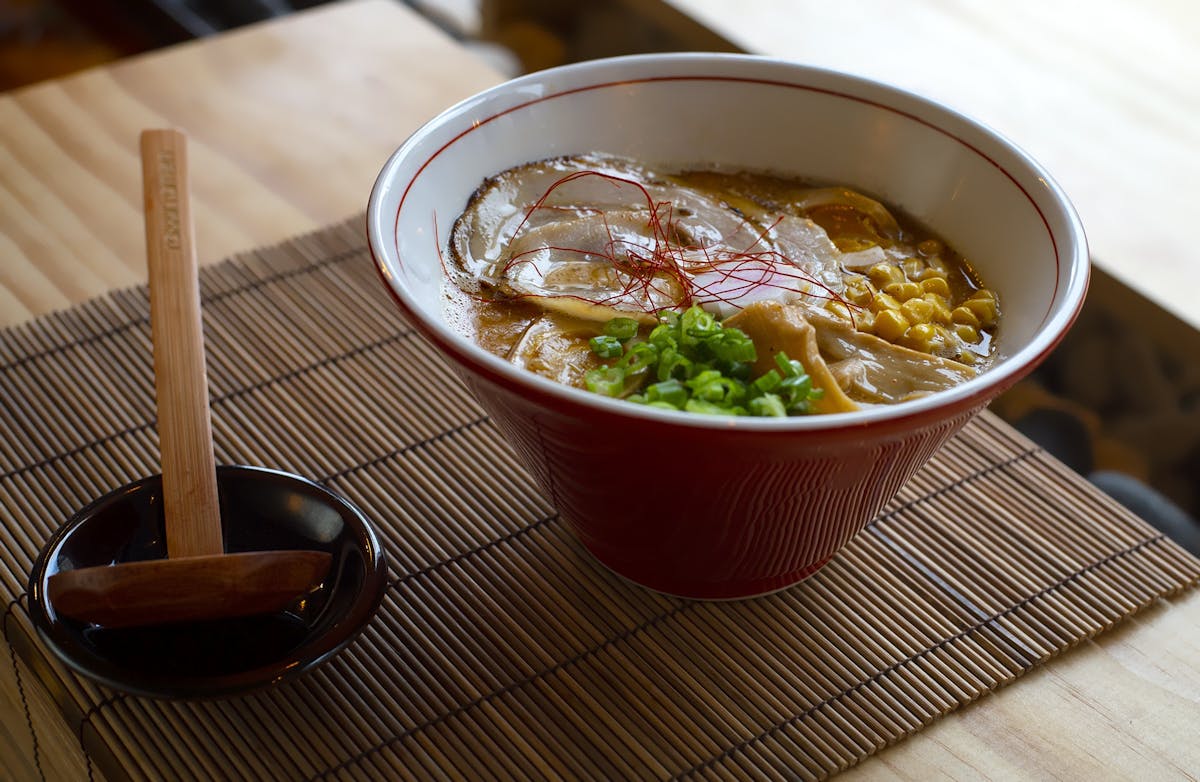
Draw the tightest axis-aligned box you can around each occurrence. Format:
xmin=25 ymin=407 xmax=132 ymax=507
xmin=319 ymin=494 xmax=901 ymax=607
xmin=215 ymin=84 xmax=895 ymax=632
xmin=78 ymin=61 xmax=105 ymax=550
xmin=367 ymin=53 xmax=1088 ymax=599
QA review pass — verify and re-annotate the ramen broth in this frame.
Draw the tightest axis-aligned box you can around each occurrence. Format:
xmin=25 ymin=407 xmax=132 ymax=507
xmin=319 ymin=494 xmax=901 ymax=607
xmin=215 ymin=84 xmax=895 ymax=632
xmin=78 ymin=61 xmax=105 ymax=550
xmin=443 ymin=154 xmax=999 ymax=414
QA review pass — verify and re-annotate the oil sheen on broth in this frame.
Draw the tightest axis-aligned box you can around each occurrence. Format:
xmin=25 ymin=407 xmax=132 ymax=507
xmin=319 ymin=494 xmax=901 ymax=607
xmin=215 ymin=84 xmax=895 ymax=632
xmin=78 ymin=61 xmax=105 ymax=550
xmin=443 ymin=154 xmax=999 ymax=415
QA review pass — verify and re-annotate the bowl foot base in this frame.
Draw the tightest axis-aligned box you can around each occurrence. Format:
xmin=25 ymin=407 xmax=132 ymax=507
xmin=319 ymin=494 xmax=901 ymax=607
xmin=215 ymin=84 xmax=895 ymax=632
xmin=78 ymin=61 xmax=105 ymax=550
xmin=582 ymin=547 xmax=834 ymax=601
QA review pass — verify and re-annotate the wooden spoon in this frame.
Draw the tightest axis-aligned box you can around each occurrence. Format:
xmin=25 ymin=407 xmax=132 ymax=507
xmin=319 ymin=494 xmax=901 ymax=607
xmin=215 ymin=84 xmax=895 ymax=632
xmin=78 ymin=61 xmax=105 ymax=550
xmin=46 ymin=129 xmax=331 ymax=629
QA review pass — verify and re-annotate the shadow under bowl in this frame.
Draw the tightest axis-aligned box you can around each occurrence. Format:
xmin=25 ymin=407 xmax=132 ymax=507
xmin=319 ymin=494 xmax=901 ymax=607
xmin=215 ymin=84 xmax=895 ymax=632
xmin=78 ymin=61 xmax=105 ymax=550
xmin=27 ymin=465 xmax=388 ymax=699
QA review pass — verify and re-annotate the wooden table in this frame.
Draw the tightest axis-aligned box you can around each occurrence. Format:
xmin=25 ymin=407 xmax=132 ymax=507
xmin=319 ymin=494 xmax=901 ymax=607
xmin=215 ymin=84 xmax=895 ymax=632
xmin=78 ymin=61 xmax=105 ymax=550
xmin=0 ymin=0 xmax=496 ymax=328
xmin=1 ymin=1 xmax=1197 ymax=779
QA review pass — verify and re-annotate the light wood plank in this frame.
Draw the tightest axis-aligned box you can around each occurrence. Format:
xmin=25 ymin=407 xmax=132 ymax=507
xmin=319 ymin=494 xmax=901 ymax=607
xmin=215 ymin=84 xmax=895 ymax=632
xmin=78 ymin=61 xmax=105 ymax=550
xmin=0 ymin=0 xmax=500 ymax=326
xmin=845 ymin=593 xmax=1200 ymax=780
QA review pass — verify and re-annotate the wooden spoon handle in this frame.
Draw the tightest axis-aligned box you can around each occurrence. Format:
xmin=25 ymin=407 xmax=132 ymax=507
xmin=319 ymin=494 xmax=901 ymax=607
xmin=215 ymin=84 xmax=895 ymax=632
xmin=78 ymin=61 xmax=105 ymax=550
xmin=140 ymin=129 xmax=224 ymax=559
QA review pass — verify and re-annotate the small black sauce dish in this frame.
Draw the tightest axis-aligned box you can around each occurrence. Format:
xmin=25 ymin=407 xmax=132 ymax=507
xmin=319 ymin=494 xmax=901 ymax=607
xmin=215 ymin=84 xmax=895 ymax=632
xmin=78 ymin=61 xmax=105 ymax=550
xmin=28 ymin=465 xmax=388 ymax=699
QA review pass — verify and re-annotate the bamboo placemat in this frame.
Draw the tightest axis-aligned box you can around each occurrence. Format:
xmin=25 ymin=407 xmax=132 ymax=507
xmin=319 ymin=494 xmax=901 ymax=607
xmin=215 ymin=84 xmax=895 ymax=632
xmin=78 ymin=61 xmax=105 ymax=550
xmin=1 ymin=217 xmax=1197 ymax=781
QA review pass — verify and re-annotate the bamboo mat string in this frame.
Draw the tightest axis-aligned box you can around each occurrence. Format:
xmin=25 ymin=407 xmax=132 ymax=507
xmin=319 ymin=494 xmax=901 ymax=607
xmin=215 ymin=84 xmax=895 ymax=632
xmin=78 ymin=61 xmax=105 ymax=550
xmin=0 ymin=215 xmax=1197 ymax=781
xmin=3 ymin=597 xmax=44 ymax=779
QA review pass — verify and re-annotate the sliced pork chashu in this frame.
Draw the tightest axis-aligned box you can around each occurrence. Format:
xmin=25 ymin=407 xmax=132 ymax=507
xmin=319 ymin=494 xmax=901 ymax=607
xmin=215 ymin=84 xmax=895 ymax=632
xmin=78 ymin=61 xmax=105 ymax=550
xmin=507 ymin=313 xmax=603 ymax=387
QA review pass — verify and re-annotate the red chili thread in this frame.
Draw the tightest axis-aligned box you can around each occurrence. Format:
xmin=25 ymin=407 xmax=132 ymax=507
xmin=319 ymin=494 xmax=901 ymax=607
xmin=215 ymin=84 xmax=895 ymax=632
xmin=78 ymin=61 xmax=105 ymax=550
xmin=463 ymin=168 xmax=858 ymax=321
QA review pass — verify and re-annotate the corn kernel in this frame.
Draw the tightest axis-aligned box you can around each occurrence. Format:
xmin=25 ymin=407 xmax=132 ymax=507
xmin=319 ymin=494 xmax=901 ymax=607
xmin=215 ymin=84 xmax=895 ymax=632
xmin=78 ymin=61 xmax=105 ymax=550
xmin=867 ymin=262 xmax=904 ymax=288
xmin=901 ymin=297 xmax=934 ymax=325
xmin=854 ymin=310 xmax=875 ymax=334
xmin=951 ymin=306 xmax=980 ymax=327
xmin=915 ymin=268 xmax=940 ymax=282
xmin=963 ymin=297 xmax=998 ymax=328
xmin=844 ymin=276 xmax=873 ymax=305
xmin=917 ymin=239 xmax=943 ymax=257
xmin=969 ymin=288 xmax=997 ymax=302
xmin=954 ymin=323 xmax=980 ymax=343
xmin=920 ymin=276 xmax=951 ymax=297
xmin=957 ymin=349 xmax=977 ymax=366
xmin=883 ymin=281 xmax=922 ymax=301
xmin=902 ymin=322 xmax=938 ymax=352
xmin=825 ymin=299 xmax=855 ymax=322
xmin=873 ymin=309 xmax=910 ymax=342
xmin=925 ymin=295 xmax=953 ymax=325
xmin=901 ymin=257 xmax=925 ymax=280
xmin=872 ymin=292 xmax=902 ymax=312
xmin=837 ymin=237 xmax=876 ymax=253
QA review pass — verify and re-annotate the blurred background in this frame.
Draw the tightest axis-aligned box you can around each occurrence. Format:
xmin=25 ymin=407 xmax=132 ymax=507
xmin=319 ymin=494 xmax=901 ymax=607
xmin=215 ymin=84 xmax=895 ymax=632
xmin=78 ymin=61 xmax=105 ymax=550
xmin=3 ymin=0 xmax=1197 ymax=551
xmin=0 ymin=0 xmax=724 ymax=90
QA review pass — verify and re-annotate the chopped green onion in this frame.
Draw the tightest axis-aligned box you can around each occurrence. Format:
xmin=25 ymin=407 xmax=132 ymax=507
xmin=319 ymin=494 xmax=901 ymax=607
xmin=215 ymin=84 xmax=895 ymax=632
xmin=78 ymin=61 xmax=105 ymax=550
xmin=656 ymin=346 xmax=691 ymax=381
xmin=617 ymin=341 xmax=658 ymax=375
xmin=603 ymin=317 xmax=640 ymax=341
xmin=752 ymin=369 xmax=782 ymax=394
xmin=748 ymin=394 xmax=788 ymax=417
xmin=680 ymin=306 xmax=719 ymax=345
xmin=705 ymin=329 xmax=757 ymax=363
xmin=647 ymin=322 xmax=677 ymax=351
xmin=775 ymin=352 xmax=807 ymax=378
xmin=686 ymin=370 xmax=741 ymax=405
xmin=585 ymin=304 xmax=822 ymax=417
xmin=685 ymin=398 xmax=741 ymax=416
xmin=644 ymin=378 xmax=687 ymax=408
xmin=584 ymin=366 xmax=625 ymax=397
xmin=780 ymin=374 xmax=813 ymax=396
xmin=589 ymin=334 xmax=624 ymax=358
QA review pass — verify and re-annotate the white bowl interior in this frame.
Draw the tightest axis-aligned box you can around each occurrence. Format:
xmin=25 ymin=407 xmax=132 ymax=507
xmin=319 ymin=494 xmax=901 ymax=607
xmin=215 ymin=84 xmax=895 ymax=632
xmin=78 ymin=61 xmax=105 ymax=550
xmin=369 ymin=54 xmax=1087 ymax=425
